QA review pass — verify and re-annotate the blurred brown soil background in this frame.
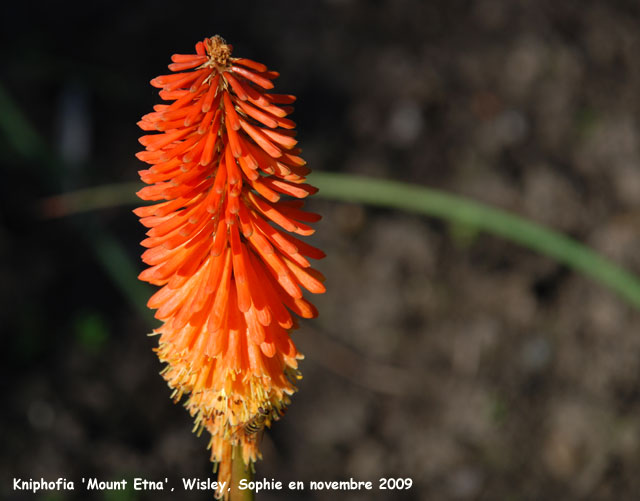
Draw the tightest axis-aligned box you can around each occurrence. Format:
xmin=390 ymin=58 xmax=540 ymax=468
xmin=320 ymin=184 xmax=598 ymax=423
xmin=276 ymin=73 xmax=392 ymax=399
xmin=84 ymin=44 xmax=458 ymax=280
xmin=2 ymin=1 xmax=640 ymax=500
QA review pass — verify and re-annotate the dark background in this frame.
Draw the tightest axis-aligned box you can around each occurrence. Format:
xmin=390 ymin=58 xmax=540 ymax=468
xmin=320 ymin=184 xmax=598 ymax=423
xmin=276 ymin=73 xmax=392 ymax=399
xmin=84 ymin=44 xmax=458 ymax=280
xmin=2 ymin=1 xmax=640 ymax=500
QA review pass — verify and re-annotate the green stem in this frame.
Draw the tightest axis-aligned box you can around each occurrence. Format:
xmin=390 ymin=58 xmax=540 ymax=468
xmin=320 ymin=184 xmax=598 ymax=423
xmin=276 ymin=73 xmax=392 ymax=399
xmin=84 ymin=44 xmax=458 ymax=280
xmin=308 ymin=172 xmax=640 ymax=308
xmin=39 ymin=172 xmax=640 ymax=311
xmin=229 ymin=446 xmax=254 ymax=501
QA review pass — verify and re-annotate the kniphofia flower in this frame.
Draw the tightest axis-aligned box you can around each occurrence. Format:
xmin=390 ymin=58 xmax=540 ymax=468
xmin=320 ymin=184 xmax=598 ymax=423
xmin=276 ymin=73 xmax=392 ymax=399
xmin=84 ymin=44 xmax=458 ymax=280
xmin=135 ymin=36 xmax=325 ymax=497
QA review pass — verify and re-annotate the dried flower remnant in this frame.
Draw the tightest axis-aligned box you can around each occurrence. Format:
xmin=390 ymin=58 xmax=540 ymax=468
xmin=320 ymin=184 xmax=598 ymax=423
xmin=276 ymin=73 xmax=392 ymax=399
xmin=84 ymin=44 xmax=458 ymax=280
xmin=135 ymin=35 xmax=325 ymax=497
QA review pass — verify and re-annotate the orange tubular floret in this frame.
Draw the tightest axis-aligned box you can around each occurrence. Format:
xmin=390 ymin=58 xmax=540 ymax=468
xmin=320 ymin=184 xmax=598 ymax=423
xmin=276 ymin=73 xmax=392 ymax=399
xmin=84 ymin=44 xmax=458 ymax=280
xmin=231 ymin=65 xmax=275 ymax=90
xmin=135 ymin=35 xmax=323 ymax=500
xmin=233 ymin=58 xmax=267 ymax=73
xmin=239 ymin=119 xmax=283 ymax=158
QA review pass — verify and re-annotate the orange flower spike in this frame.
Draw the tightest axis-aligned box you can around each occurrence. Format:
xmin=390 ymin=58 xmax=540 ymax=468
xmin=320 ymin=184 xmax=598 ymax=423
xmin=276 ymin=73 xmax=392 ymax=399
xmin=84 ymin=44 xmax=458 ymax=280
xmin=135 ymin=35 xmax=324 ymax=498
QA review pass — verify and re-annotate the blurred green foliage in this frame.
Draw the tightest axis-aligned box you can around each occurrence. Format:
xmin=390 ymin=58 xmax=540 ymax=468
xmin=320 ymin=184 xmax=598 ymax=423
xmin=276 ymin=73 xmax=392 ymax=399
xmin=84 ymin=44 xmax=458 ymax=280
xmin=74 ymin=311 xmax=109 ymax=353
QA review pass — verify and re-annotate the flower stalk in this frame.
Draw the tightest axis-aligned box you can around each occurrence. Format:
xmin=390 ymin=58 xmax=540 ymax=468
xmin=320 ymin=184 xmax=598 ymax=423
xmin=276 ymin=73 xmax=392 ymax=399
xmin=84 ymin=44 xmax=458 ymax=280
xmin=230 ymin=445 xmax=254 ymax=501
